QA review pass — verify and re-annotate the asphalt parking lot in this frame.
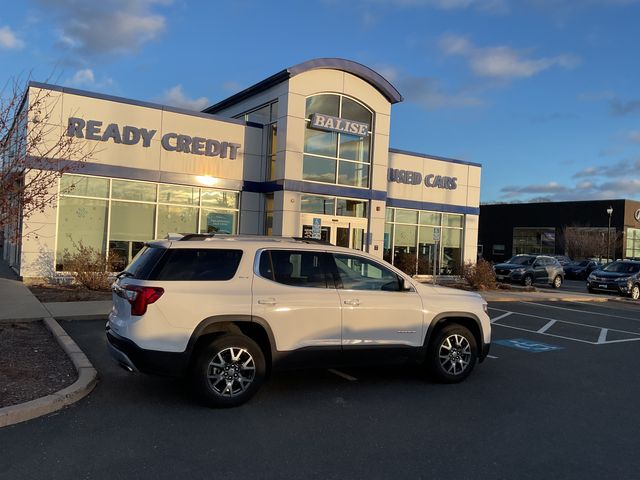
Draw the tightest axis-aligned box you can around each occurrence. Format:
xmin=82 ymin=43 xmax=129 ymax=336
xmin=1 ymin=300 xmax=639 ymax=479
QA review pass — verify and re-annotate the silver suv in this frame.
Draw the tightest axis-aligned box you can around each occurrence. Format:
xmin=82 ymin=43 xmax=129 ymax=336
xmin=107 ymin=235 xmax=491 ymax=407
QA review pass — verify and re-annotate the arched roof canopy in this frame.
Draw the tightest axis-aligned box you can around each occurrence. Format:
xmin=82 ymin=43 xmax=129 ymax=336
xmin=203 ymin=58 xmax=403 ymax=114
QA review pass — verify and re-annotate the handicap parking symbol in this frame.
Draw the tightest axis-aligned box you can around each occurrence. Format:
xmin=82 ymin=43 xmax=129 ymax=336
xmin=494 ymin=338 xmax=564 ymax=353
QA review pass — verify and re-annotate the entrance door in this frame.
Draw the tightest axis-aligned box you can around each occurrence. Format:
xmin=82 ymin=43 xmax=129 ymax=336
xmin=301 ymin=214 xmax=367 ymax=251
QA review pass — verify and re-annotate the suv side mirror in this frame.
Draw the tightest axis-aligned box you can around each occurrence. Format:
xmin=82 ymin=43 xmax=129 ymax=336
xmin=400 ymin=277 xmax=412 ymax=292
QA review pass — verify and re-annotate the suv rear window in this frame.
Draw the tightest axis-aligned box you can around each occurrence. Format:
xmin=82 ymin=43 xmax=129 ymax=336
xmin=122 ymin=246 xmax=166 ymax=279
xmin=149 ymin=249 xmax=243 ymax=281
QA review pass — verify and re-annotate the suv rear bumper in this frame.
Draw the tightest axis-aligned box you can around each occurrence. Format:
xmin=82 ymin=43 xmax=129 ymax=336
xmin=106 ymin=327 xmax=189 ymax=376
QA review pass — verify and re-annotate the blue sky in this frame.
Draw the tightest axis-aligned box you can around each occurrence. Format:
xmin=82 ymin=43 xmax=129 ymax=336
xmin=1 ymin=0 xmax=639 ymax=203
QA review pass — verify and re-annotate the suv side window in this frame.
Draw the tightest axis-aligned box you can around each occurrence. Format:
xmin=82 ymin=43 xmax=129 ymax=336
xmin=331 ymin=253 xmax=402 ymax=292
xmin=150 ymin=249 xmax=243 ymax=281
xmin=259 ymin=250 xmax=329 ymax=288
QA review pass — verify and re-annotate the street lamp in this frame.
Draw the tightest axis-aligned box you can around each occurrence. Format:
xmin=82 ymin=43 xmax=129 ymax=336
xmin=606 ymin=206 xmax=613 ymax=262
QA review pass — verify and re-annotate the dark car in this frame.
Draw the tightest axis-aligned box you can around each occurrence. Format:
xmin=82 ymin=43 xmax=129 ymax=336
xmin=494 ymin=255 xmax=564 ymax=288
xmin=564 ymin=260 xmax=600 ymax=280
xmin=587 ymin=260 xmax=640 ymax=300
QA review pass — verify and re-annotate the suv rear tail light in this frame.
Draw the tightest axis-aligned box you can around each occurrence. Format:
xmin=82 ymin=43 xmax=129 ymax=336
xmin=123 ymin=285 xmax=164 ymax=316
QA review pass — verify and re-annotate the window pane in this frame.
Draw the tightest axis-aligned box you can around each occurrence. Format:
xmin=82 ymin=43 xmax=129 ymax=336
xmin=151 ymin=249 xmax=243 ymax=281
xmin=420 ymin=211 xmax=442 ymax=226
xmin=201 ymin=189 xmax=238 ymax=208
xmin=444 ymin=214 xmax=463 ymax=227
xmin=394 ymin=224 xmax=417 ymax=247
xmin=384 ymin=223 xmax=393 ymax=264
xmin=340 ymin=97 xmax=372 ymax=125
xmin=301 ymin=195 xmax=335 ymax=215
xmin=110 ymin=201 xmax=155 ymax=241
xmin=157 ymin=205 xmax=198 ymax=238
xmin=268 ymin=250 xmax=328 ymax=288
xmin=56 ymin=197 xmax=108 ymax=270
xmin=60 ymin=175 xmax=109 ymax=198
xmin=385 ymin=208 xmax=394 ymax=222
xmin=306 ymin=94 xmax=339 ymax=117
xmin=336 ymin=198 xmax=367 ymax=218
xmin=338 ymin=161 xmax=369 ymax=187
xmin=418 ymin=228 xmax=436 ymax=275
xmin=339 ymin=134 xmax=370 ymax=162
xmin=270 ymin=102 xmax=278 ymax=122
xmin=443 ymin=228 xmax=462 ymax=247
xmin=333 ymin=254 xmax=400 ymax=291
xmin=395 ymin=209 xmax=418 ymax=224
xmin=200 ymin=210 xmax=237 ymax=234
xmin=246 ymin=105 xmax=270 ymax=124
xmin=158 ymin=184 xmax=199 ymax=205
xmin=303 ymin=155 xmax=336 ymax=183
xmin=112 ymin=179 xmax=156 ymax=202
xmin=304 ymin=128 xmax=338 ymax=157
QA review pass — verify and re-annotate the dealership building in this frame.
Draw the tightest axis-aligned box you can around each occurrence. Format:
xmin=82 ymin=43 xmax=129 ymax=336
xmin=479 ymin=199 xmax=640 ymax=262
xmin=2 ymin=58 xmax=481 ymax=280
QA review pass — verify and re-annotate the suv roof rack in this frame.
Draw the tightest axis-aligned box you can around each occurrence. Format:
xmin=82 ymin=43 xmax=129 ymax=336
xmin=179 ymin=233 xmax=216 ymax=241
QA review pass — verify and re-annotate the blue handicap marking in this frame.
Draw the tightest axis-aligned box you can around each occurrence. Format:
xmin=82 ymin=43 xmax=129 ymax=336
xmin=494 ymin=338 xmax=564 ymax=353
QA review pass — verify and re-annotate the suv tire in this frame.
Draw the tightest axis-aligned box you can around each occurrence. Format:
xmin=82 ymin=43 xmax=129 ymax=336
xmin=192 ymin=334 xmax=266 ymax=408
xmin=631 ymin=284 xmax=640 ymax=301
xmin=427 ymin=324 xmax=477 ymax=383
xmin=552 ymin=275 xmax=562 ymax=289
xmin=522 ymin=275 xmax=534 ymax=287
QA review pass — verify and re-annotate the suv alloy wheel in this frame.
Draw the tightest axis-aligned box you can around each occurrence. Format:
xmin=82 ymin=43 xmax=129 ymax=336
xmin=192 ymin=335 xmax=266 ymax=408
xmin=522 ymin=275 xmax=533 ymax=287
xmin=427 ymin=324 xmax=477 ymax=383
xmin=552 ymin=275 xmax=562 ymax=289
xmin=631 ymin=284 xmax=640 ymax=301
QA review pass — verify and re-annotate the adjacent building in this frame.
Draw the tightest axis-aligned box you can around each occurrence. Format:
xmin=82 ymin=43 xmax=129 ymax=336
xmin=1 ymin=58 xmax=482 ymax=280
xmin=479 ymin=199 xmax=640 ymax=262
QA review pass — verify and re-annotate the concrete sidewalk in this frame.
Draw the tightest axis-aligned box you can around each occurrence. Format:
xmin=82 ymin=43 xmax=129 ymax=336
xmin=0 ymin=260 xmax=51 ymax=321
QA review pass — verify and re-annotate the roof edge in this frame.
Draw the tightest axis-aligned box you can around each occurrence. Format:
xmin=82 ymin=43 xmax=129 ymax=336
xmin=203 ymin=58 xmax=403 ymax=114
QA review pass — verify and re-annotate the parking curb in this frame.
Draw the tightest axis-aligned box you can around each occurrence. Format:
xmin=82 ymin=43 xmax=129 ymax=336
xmin=0 ymin=317 xmax=98 ymax=428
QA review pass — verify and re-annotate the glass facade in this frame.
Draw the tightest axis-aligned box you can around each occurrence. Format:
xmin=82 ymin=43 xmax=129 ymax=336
xmin=301 ymin=194 xmax=367 ymax=218
xmin=56 ymin=174 xmax=239 ymax=270
xmin=513 ymin=227 xmax=555 ymax=255
xmin=237 ymin=102 xmax=278 ymax=181
xmin=384 ymin=208 xmax=464 ymax=275
xmin=626 ymin=228 xmax=640 ymax=259
xmin=303 ymin=94 xmax=372 ymax=188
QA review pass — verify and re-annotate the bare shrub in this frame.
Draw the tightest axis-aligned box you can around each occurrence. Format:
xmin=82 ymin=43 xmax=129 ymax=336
xmin=62 ymin=240 xmax=120 ymax=291
xmin=462 ymin=259 xmax=497 ymax=291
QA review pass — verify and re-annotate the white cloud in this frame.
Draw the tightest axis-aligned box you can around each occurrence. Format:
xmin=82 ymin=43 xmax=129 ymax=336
xmin=0 ymin=26 xmax=25 ymax=50
xmin=364 ymin=0 xmax=509 ymax=13
xmin=439 ymin=33 xmax=580 ymax=79
xmin=35 ymin=0 xmax=170 ymax=57
xmin=68 ymin=68 xmax=95 ymax=86
xmin=400 ymin=75 xmax=483 ymax=109
xmin=158 ymin=85 xmax=209 ymax=111
xmin=222 ymin=81 xmax=242 ymax=92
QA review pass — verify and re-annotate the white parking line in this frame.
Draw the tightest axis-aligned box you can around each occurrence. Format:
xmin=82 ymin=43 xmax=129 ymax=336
xmin=488 ymin=307 xmax=640 ymax=345
xmin=523 ymin=302 xmax=640 ymax=322
xmin=328 ymin=369 xmax=358 ymax=381
xmin=491 ymin=312 xmax=513 ymax=324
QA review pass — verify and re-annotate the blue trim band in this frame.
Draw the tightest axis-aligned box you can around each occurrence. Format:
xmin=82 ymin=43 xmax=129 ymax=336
xmin=242 ymin=179 xmax=387 ymax=201
xmin=28 ymin=81 xmax=262 ymax=129
xmin=386 ymin=197 xmax=479 ymax=215
xmin=389 ymin=147 xmax=482 ymax=168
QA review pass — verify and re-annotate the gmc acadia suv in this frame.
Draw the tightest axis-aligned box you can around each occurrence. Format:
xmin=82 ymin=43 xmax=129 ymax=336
xmin=107 ymin=235 xmax=491 ymax=407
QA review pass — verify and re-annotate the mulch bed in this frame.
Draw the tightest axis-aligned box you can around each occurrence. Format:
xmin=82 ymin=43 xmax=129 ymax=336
xmin=0 ymin=321 xmax=77 ymax=408
xmin=28 ymin=285 xmax=112 ymax=303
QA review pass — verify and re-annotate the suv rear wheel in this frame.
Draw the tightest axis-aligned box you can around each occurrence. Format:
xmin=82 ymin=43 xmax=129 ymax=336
xmin=192 ymin=334 xmax=266 ymax=408
xmin=522 ymin=275 xmax=534 ymax=287
xmin=631 ymin=284 xmax=640 ymax=301
xmin=426 ymin=324 xmax=477 ymax=383
xmin=552 ymin=275 xmax=562 ymax=289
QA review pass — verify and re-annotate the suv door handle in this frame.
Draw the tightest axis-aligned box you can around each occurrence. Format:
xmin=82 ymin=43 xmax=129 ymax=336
xmin=257 ymin=298 xmax=276 ymax=305
xmin=343 ymin=299 xmax=360 ymax=306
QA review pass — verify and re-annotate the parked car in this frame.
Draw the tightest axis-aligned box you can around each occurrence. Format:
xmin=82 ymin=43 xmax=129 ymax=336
xmin=551 ymin=254 xmax=572 ymax=266
xmin=564 ymin=260 xmax=600 ymax=280
xmin=107 ymin=235 xmax=492 ymax=407
xmin=493 ymin=254 xmax=564 ymax=288
xmin=587 ymin=260 xmax=640 ymax=300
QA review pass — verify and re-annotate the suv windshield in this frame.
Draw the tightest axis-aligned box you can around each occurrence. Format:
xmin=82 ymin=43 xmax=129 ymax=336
xmin=602 ymin=262 xmax=640 ymax=274
xmin=506 ymin=256 xmax=535 ymax=265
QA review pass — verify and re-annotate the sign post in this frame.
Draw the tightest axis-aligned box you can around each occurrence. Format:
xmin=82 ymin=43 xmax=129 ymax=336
xmin=433 ymin=228 xmax=441 ymax=285
xmin=311 ymin=217 xmax=322 ymax=240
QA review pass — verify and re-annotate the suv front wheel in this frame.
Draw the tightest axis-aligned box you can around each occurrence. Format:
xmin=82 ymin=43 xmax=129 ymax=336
xmin=426 ymin=324 xmax=477 ymax=383
xmin=192 ymin=334 xmax=266 ymax=408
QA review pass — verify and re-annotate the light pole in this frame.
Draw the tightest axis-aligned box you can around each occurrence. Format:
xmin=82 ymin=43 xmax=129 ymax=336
xmin=606 ymin=206 xmax=613 ymax=262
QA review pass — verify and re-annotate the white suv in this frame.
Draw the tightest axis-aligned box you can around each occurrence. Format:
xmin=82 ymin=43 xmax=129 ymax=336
xmin=107 ymin=235 xmax=491 ymax=407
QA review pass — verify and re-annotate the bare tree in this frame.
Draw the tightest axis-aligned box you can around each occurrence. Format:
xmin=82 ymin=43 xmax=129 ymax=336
xmin=562 ymin=226 xmax=623 ymax=261
xmin=0 ymin=78 xmax=93 ymax=240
